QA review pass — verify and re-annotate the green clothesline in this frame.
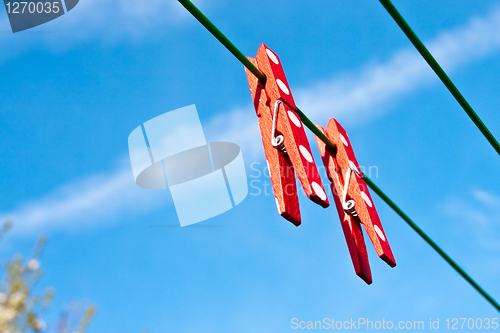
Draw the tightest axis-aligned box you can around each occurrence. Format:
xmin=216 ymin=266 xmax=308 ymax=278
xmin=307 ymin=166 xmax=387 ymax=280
xmin=176 ymin=0 xmax=500 ymax=313
xmin=379 ymin=0 xmax=500 ymax=157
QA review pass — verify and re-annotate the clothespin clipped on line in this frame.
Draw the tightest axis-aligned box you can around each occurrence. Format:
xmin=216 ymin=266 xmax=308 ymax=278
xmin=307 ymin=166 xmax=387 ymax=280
xmin=245 ymin=44 xmax=395 ymax=284
xmin=245 ymin=44 xmax=330 ymax=226
xmin=315 ymin=120 xmax=396 ymax=284
xmin=175 ymin=0 xmax=500 ymax=309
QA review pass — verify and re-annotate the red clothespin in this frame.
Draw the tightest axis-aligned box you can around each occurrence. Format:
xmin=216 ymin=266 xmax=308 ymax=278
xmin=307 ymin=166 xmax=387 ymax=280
xmin=315 ymin=119 xmax=396 ymax=284
xmin=245 ymin=44 xmax=329 ymax=226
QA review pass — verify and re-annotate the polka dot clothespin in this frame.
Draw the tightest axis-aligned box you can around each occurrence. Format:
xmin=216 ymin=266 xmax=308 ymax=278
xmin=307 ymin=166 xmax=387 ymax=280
xmin=315 ymin=119 xmax=396 ymax=285
xmin=245 ymin=44 xmax=330 ymax=227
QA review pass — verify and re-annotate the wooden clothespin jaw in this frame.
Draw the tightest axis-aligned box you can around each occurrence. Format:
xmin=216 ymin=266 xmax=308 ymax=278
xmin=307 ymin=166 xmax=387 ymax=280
xmin=315 ymin=119 xmax=396 ymax=284
xmin=245 ymin=44 xmax=330 ymax=226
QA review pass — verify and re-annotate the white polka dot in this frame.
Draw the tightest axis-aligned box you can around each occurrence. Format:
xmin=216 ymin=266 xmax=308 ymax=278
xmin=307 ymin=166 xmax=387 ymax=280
xmin=340 ymin=133 xmax=348 ymax=147
xmin=349 ymin=161 xmax=359 ymax=174
xmin=266 ymin=48 xmax=279 ymax=64
xmin=276 ymin=79 xmax=290 ymax=95
xmin=361 ymin=191 xmax=372 ymax=207
xmin=275 ymin=197 xmax=281 ymax=213
xmin=312 ymin=182 xmax=327 ymax=201
xmin=287 ymin=111 xmax=301 ymax=128
xmin=374 ymin=225 xmax=386 ymax=242
xmin=299 ymin=145 xmax=313 ymax=163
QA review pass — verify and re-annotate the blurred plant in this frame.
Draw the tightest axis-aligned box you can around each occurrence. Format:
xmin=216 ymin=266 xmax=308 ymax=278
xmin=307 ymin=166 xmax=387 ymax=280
xmin=0 ymin=221 xmax=96 ymax=333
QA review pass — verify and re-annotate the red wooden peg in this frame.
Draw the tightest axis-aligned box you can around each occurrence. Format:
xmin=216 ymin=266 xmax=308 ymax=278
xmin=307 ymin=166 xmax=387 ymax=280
xmin=254 ymin=45 xmax=329 ymax=209
xmin=316 ymin=125 xmax=372 ymax=284
xmin=246 ymin=57 xmax=301 ymax=226
xmin=315 ymin=119 xmax=396 ymax=283
xmin=245 ymin=44 xmax=329 ymax=226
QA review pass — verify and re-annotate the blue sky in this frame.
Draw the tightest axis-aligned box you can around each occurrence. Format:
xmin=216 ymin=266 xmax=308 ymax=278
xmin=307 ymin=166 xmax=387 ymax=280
xmin=1 ymin=0 xmax=500 ymax=331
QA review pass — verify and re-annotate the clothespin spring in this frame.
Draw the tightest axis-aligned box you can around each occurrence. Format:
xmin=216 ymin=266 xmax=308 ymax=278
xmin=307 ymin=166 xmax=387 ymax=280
xmin=271 ymin=100 xmax=287 ymax=154
xmin=342 ymin=167 xmax=362 ymax=218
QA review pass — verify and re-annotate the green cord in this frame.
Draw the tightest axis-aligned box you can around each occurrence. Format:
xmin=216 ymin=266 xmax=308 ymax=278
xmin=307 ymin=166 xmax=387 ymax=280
xmin=379 ymin=0 xmax=500 ymax=156
xmin=363 ymin=174 xmax=500 ymax=313
xmin=177 ymin=0 xmax=500 ymax=313
xmin=178 ymin=0 xmax=337 ymax=154
xmin=177 ymin=0 xmax=266 ymax=84
xmin=295 ymin=106 xmax=338 ymax=155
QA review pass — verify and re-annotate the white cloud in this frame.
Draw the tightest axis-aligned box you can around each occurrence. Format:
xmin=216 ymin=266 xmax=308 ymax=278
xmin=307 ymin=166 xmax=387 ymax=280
xmin=209 ymin=8 xmax=500 ymax=156
xmin=3 ymin=7 xmax=500 ymax=235
xmin=205 ymin=106 xmax=262 ymax=158
xmin=474 ymin=189 xmax=500 ymax=207
xmin=295 ymin=8 xmax=500 ymax=125
xmin=0 ymin=160 xmax=166 ymax=236
xmin=0 ymin=0 xmax=190 ymax=34
xmin=53 ymin=0 xmax=190 ymax=41
xmin=0 ymin=0 xmax=192 ymax=63
xmin=430 ymin=10 xmax=500 ymax=69
xmin=443 ymin=189 xmax=500 ymax=252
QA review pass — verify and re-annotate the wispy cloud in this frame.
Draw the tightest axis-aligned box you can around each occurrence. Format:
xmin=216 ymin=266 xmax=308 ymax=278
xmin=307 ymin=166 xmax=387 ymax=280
xmin=209 ymin=7 xmax=500 ymax=157
xmin=0 ymin=160 xmax=166 ymax=236
xmin=0 ymin=0 xmax=190 ymax=34
xmin=3 ymin=7 xmax=500 ymax=235
xmin=0 ymin=0 xmax=193 ymax=63
xmin=443 ymin=189 xmax=500 ymax=252
xmin=205 ymin=107 xmax=260 ymax=157
xmin=295 ymin=8 xmax=500 ymax=125
xmin=51 ymin=0 xmax=191 ymax=40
